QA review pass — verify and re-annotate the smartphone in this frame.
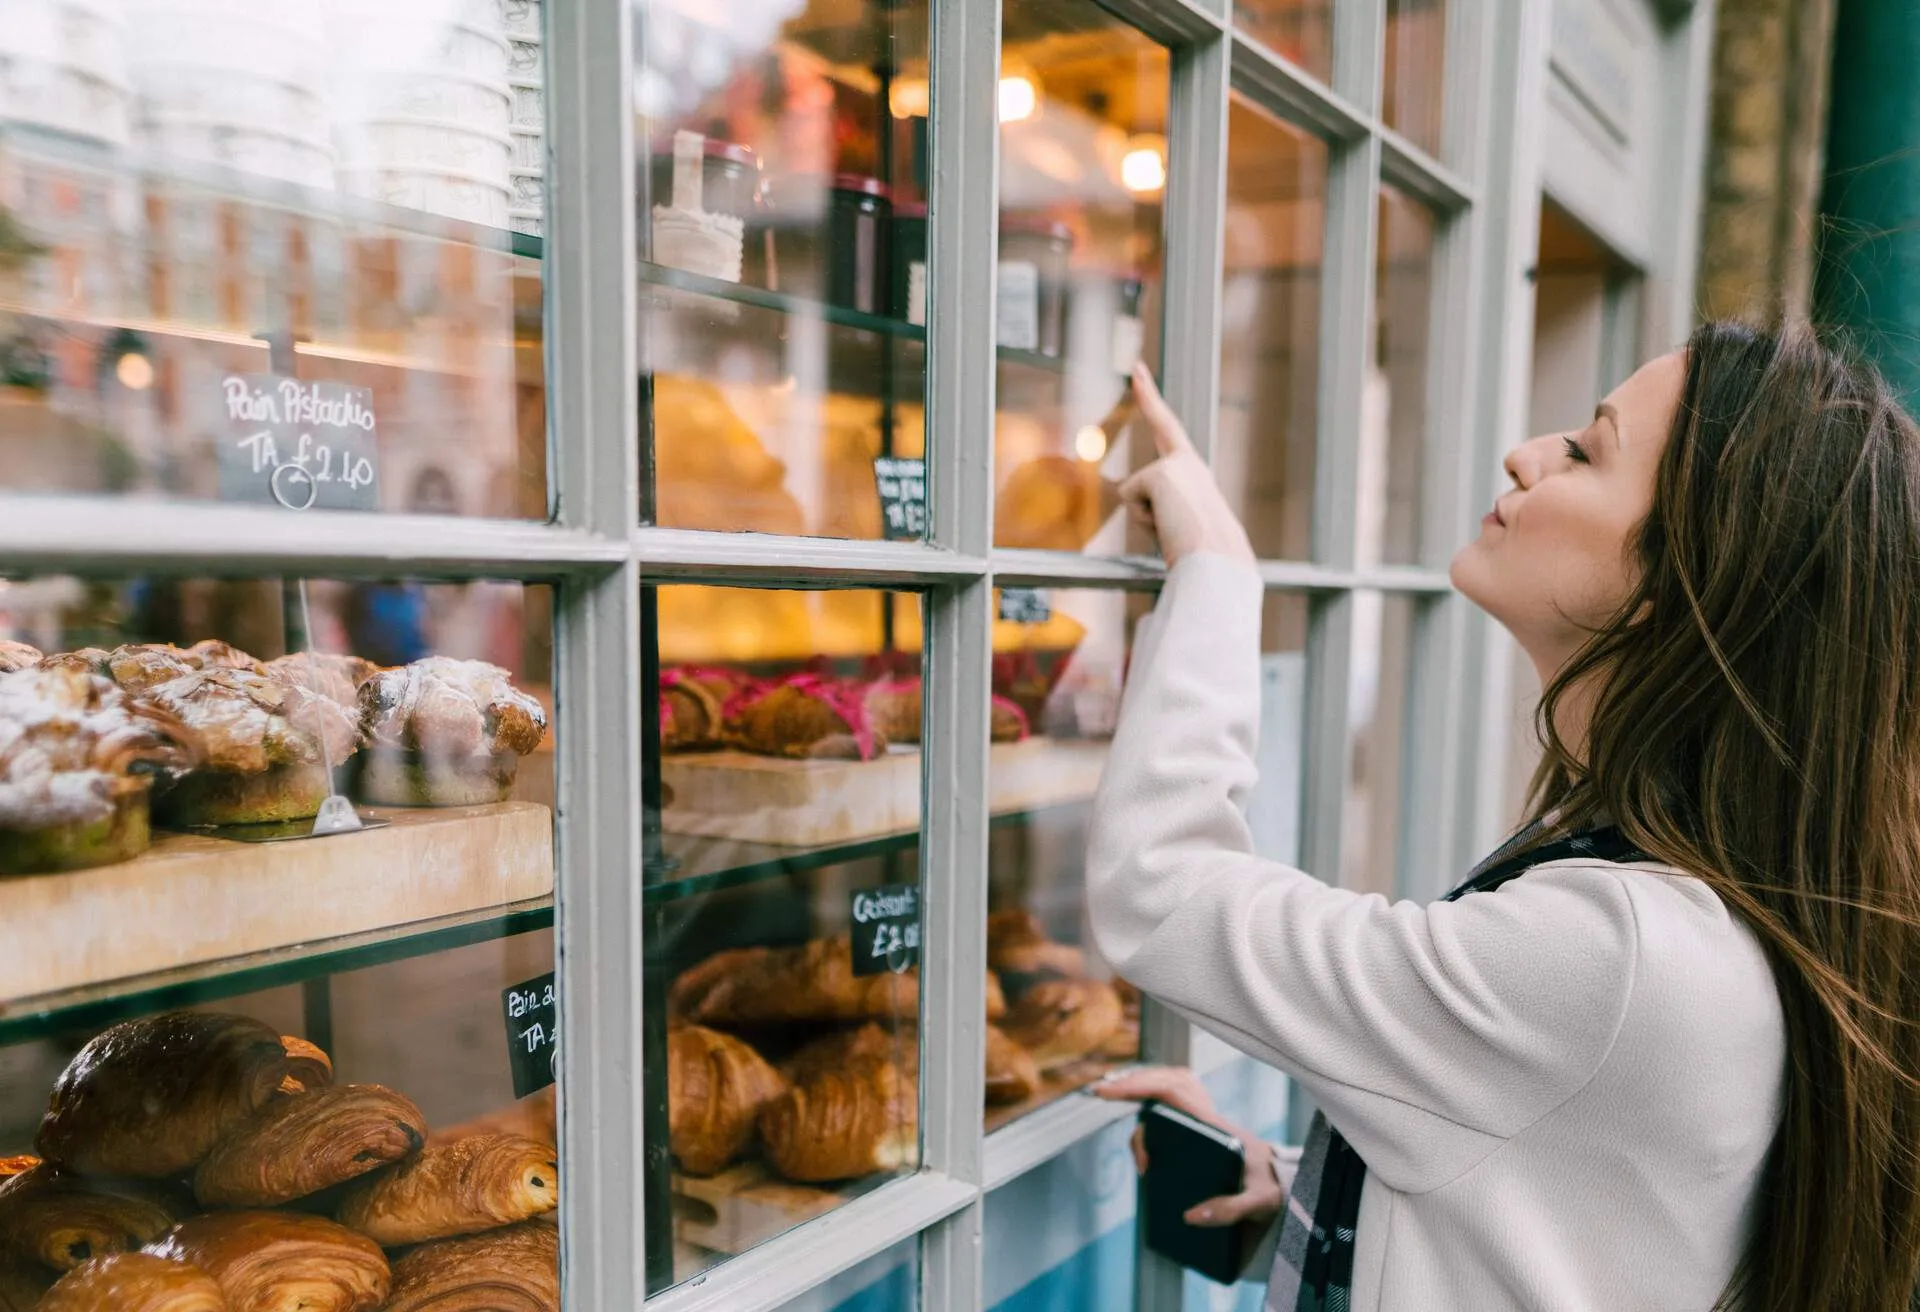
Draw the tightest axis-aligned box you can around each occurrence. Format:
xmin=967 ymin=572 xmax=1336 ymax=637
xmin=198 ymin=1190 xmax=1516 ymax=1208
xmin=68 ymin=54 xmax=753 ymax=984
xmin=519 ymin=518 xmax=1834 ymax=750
xmin=1139 ymin=1100 xmax=1249 ymax=1285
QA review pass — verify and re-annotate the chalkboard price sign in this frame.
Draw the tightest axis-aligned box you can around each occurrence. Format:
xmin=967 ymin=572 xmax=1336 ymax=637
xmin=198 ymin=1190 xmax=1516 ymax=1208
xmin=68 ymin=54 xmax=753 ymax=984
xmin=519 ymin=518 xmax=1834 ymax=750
xmin=998 ymin=587 xmax=1052 ymax=624
xmin=217 ymin=373 xmax=381 ymax=512
xmin=873 ymin=457 xmax=928 ymax=540
xmin=502 ymin=972 xmax=559 ymax=1099
xmin=849 ymin=884 xmax=921 ymax=977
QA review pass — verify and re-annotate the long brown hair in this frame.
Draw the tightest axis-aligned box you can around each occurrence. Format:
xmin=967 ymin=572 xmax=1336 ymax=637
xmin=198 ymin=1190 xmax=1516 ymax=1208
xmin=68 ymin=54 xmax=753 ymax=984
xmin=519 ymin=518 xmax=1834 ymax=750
xmin=1527 ymin=320 xmax=1920 ymax=1310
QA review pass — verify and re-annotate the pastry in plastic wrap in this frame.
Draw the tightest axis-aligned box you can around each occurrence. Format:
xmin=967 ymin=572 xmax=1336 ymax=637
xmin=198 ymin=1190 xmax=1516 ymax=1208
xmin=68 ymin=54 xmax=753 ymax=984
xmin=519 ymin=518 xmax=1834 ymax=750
xmin=667 ymin=1025 xmax=785 ymax=1176
xmin=758 ymin=1061 xmax=917 ymax=1184
xmin=384 ymin=1217 xmax=558 ymax=1312
xmin=194 ymin=1084 xmax=427 ymax=1208
xmin=265 ymin=653 xmax=379 ymax=712
xmin=278 ymin=1037 xmax=334 ymax=1095
xmin=355 ymin=658 xmax=546 ymax=806
xmin=0 ymin=642 xmax=40 ymax=673
xmin=668 ymin=936 xmax=918 ymax=1025
xmin=0 ymin=667 xmax=197 ymax=873
xmin=0 ymin=1252 xmax=50 ymax=1312
xmin=722 ymin=675 xmax=887 ymax=761
xmin=863 ymin=677 xmax=1030 ymax=746
xmin=335 ymin=1133 xmax=557 ymax=1246
xmin=38 ymin=1012 xmax=291 ymax=1178
xmin=986 ymin=909 xmax=1088 ymax=984
xmin=147 ymin=1211 xmax=388 ymax=1312
xmin=999 ymin=979 xmax=1124 ymax=1070
xmin=39 ymin=1252 xmax=225 ymax=1312
xmin=143 ymin=669 xmax=363 ymax=826
xmin=0 ymin=1163 xmax=183 ymax=1270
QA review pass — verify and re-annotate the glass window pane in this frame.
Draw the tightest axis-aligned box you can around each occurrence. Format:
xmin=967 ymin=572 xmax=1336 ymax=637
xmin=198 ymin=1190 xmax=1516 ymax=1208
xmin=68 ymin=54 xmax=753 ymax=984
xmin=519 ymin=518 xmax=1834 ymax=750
xmin=1368 ymin=187 xmax=1436 ymax=566
xmin=0 ymin=574 xmax=562 ymax=1301
xmin=646 ymin=585 xmax=925 ymax=1291
xmin=1232 ymin=0 xmax=1334 ymax=84
xmin=634 ymin=1 xmax=931 ymax=539
xmin=1342 ymin=590 xmax=1415 ymax=896
xmin=993 ymin=0 xmax=1168 ymax=555
xmin=1217 ymin=98 xmax=1325 ymax=562
xmin=1384 ymin=0 xmax=1447 ymax=156
xmin=0 ymin=1 xmax=550 ymax=518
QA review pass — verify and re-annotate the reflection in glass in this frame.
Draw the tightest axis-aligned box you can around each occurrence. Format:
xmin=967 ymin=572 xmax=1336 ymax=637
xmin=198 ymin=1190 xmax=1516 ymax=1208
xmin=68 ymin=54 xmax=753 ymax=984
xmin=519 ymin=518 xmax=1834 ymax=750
xmin=635 ymin=0 xmax=931 ymax=538
xmin=645 ymin=585 xmax=928 ymax=1290
xmin=1384 ymin=0 xmax=1447 ymax=156
xmin=1250 ymin=592 xmax=1309 ymax=868
xmin=1342 ymin=591 xmax=1414 ymax=896
xmin=0 ymin=572 xmax=560 ymax=1300
xmin=0 ymin=0 xmax=549 ymax=516
xmin=1233 ymin=0 xmax=1334 ymax=84
xmin=1368 ymin=187 xmax=1436 ymax=566
xmin=993 ymin=0 xmax=1167 ymax=554
xmin=1217 ymin=98 xmax=1325 ymax=562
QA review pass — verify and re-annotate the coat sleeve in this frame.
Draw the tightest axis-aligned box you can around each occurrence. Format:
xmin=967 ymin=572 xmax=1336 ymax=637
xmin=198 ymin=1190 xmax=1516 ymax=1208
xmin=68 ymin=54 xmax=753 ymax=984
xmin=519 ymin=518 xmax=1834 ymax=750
xmin=1085 ymin=553 xmax=1642 ymax=1193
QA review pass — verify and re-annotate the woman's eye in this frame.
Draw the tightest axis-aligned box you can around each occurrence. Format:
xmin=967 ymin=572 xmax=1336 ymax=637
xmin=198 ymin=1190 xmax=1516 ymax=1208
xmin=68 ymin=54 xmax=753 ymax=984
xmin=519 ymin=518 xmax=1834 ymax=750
xmin=1562 ymin=435 xmax=1590 ymax=465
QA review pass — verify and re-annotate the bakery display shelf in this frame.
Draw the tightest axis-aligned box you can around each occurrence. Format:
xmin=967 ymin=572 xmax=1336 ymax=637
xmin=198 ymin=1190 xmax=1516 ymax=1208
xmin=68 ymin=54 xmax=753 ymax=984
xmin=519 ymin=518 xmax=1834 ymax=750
xmin=0 ymin=801 xmax=554 ymax=1042
xmin=0 ymin=895 xmax=553 ymax=1048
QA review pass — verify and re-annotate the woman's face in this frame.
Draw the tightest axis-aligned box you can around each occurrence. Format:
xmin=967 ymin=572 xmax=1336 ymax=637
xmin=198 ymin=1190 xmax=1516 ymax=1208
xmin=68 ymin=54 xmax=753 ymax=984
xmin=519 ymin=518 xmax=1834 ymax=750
xmin=1451 ymin=349 xmax=1685 ymax=671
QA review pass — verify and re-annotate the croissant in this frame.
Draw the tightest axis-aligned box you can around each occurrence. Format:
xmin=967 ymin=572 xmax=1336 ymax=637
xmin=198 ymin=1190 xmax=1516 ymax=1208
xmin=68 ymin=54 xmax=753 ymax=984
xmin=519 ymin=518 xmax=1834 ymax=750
xmin=0 ymin=1163 xmax=183 ymax=1270
xmin=670 ymin=936 xmax=918 ymax=1025
xmin=986 ymin=909 xmax=1088 ymax=982
xmin=668 ymin=1026 xmax=786 ymax=1176
xmin=38 ymin=1012 xmax=291 ymax=1178
xmin=147 ymin=1211 xmax=388 ymax=1312
xmin=193 ymin=1084 xmax=426 ymax=1208
xmin=782 ymin=1022 xmax=1039 ymax=1106
xmin=40 ymin=1252 xmax=226 ymax=1312
xmin=984 ymin=1026 xmax=1043 ymax=1105
xmin=279 ymin=1037 xmax=333 ymax=1095
xmin=999 ymin=979 xmax=1124 ymax=1070
xmin=758 ymin=1062 xmax=917 ymax=1184
xmin=335 ymin=1133 xmax=557 ymax=1246
xmin=722 ymin=677 xmax=887 ymax=761
xmin=0 ymin=1252 xmax=51 ymax=1312
xmin=659 ymin=669 xmax=726 ymax=752
xmin=384 ymin=1218 xmax=558 ymax=1311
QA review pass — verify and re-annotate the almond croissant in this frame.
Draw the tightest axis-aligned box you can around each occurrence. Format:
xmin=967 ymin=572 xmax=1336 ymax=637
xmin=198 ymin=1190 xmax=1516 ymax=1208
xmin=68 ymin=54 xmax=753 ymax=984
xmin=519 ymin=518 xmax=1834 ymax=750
xmin=667 ymin=1026 xmax=785 ymax=1176
xmin=384 ymin=1218 xmax=558 ymax=1312
xmin=335 ymin=1134 xmax=557 ymax=1246
xmin=147 ymin=1211 xmax=388 ymax=1312
xmin=40 ymin=1252 xmax=226 ymax=1312
xmin=38 ymin=1012 xmax=291 ymax=1178
xmin=0 ymin=1163 xmax=183 ymax=1271
xmin=193 ymin=1084 xmax=425 ymax=1208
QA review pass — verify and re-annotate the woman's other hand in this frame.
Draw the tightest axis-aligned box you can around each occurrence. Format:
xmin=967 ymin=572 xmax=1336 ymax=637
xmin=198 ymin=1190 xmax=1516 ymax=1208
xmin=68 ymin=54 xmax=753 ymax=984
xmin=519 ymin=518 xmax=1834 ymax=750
xmin=1116 ymin=365 xmax=1256 ymax=569
xmin=1094 ymin=1065 xmax=1283 ymax=1229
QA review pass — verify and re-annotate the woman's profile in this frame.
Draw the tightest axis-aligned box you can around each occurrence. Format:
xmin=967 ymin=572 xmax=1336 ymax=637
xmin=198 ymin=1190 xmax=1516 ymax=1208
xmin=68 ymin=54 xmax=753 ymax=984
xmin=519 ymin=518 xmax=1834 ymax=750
xmin=1091 ymin=322 xmax=1920 ymax=1311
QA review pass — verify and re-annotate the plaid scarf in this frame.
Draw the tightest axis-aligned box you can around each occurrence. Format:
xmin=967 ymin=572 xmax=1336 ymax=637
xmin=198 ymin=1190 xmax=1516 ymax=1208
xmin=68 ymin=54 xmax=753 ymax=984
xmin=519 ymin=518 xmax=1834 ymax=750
xmin=1264 ymin=822 xmax=1647 ymax=1312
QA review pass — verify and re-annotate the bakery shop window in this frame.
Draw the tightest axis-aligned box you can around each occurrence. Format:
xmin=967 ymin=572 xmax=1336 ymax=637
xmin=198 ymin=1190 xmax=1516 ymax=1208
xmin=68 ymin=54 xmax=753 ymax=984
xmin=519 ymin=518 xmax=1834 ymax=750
xmin=1216 ymin=98 xmax=1327 ymax=563
xmin=644 ymin=583 xmax=931 ymax=1289
xmin=1233 ymin=0 xmax=1335 ymax=84
xmin=0 ymin=576 xmax=563 ymax=1308
xmin=635 ymin=0 xmax=934 ymax=539
xmin=0 ymin=1 xmax=551 ymax=518
xmin=991 ymin=0 xmax=1168 ymax=555
xmin=1371 ymin=187 xmax=1439 ymax=567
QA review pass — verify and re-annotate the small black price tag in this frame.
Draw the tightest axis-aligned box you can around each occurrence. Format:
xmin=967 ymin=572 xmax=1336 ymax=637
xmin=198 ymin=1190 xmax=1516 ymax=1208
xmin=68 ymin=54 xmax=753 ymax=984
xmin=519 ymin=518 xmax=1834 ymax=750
xmin=997 ymin=587 xmax=1052 ymax=624
xmin=217 ymin=373 xmax=381 ymax=511
xmin=873 ymin=456 xmax=928 ymax=540
xmin=849 ymin=884 xmax=921 ymax=977
xmin=502 ymin=972 xmax=558 ymax=1099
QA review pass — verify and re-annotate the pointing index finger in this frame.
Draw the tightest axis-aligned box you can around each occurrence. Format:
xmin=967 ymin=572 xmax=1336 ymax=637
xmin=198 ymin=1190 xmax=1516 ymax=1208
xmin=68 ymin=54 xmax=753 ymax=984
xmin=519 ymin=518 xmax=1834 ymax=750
xmin=1131 ymin=363 xmax=1193 ymax=458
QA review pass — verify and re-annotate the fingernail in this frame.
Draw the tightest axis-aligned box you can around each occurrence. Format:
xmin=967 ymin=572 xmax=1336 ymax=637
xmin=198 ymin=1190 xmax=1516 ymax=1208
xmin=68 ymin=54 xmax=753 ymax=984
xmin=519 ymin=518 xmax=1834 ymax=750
xmin=1191 ymin=1207 xmax=1211 ymax=1223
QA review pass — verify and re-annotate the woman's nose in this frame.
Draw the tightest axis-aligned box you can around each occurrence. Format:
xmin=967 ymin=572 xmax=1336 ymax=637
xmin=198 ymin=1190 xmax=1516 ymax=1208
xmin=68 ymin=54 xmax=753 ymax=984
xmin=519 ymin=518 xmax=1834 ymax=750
xmin=1502 ymin=444 xmax=1532 ymax=490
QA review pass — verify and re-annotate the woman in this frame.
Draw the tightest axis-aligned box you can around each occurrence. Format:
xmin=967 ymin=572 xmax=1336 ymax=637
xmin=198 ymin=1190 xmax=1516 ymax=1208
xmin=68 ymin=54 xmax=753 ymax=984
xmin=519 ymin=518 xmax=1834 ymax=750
xmin=1089 ymin=323 xmax=1920 ymax=1311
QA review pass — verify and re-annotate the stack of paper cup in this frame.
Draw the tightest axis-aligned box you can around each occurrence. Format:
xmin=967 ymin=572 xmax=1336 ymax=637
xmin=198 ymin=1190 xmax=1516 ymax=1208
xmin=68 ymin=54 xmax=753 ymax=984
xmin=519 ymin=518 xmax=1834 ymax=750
xmin=123 ymin=0 xmax=335 ymax=190
xmin=330 ymin=0 xmax=515 ymax=229
xmin=502 ymin=0 xmax=544 ymax=237
xmin=0 ymin=0 xmax=132 ymax=148
xmin=652 ymin=131 xmax=744 ymax=283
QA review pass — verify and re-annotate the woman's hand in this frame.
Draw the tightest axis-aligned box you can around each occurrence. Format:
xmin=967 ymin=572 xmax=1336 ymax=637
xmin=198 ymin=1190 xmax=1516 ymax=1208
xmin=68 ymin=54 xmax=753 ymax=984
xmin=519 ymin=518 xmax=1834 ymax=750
xmin=1094 ymin=1066 xmax=1283 ymax=1229
xmin=1117 ymin=365 xmax=1256 ymax=569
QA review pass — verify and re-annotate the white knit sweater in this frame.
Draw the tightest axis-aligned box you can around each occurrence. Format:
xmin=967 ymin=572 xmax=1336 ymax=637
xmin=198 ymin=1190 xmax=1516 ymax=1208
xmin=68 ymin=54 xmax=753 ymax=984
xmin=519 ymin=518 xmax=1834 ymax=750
xmin=1085 ymin=553 xmax=1786 ymax=1311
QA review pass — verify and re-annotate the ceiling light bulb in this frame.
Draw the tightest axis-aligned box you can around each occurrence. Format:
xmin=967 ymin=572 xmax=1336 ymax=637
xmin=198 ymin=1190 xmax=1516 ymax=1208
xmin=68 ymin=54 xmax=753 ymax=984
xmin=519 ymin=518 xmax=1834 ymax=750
xmin=998 ymin=75 xmax=1037 ymax=123
xmin=1121 ymin=145 xmax=1166 ymax=195
xmin=1074 ymin=424 xmax=1108 ymax=462
xmin=115 ymin=352 xmax=154 ymax=390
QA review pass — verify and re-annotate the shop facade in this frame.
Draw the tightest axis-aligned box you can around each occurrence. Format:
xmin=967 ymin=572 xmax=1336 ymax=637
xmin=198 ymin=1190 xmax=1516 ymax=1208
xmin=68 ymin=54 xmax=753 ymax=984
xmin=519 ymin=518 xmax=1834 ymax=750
xmin=0 ymin=0 xmax=1714 ymax=1309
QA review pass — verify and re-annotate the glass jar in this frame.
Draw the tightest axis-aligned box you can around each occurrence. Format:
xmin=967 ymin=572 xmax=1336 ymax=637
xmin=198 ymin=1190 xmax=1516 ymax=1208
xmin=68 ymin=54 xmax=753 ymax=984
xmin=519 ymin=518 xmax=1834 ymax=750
xmin=760 ymin=173 xmax=893 ymax=315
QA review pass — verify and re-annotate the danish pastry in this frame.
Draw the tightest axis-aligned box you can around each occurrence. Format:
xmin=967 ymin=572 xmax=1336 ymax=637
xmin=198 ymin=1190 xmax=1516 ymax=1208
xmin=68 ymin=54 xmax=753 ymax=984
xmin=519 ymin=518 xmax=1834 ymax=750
xmin=193 ymin=1084 xmax=426 ymax=1208
xmin=335 ymin=1133 xmax=557 ymax=1246
xmin=0 ymin=1164 xmax=182 ymax=1270
xmin=384 ymin=1217 xmax=558 ymax=1312
xmin=147 ymin=1211 xmax=388 ymax=1312
xmin=39 ymin=1252 xmax=225 ymax=1312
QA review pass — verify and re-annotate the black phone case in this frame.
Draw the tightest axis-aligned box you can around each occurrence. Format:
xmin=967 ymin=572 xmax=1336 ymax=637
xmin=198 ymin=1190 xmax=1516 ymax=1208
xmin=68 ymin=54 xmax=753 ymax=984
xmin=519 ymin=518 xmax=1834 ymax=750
xmin=1138 ymin=1102 xmax=1249 ymax=1285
